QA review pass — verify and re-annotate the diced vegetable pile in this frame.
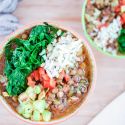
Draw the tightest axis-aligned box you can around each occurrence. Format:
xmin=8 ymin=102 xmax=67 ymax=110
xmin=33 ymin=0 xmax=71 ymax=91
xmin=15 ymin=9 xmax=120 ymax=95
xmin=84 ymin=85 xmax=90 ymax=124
xmin=1 ymin=23 xmax=90 ymax=122
xmin=85 ymin=0 xmax=125 ymax=55
xmin=17 ymin=86 xmax=51 ymax=121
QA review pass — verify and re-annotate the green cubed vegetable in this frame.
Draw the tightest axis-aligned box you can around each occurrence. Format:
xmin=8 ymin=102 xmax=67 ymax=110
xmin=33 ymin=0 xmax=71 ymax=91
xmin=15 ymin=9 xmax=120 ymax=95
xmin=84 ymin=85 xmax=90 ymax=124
xmin=24 ymin=102 xmax=33 ymax=114
xmin=18 ymin=92 xmax=30 ymax=104
xmin=17 ymin=105 xmax=25 ymax=114
xmin=26 ymin=87 xmax=36 ymax=100
xmin=20 ymin=102 xmax=33 ymax=119
xmin=32 ymin=110 xmax=42 ymax=121
xmin=17 ymin=102 xmax=33 ymax=114
xmin=34 ymin=85 xmax=41 ymax=94
xmin=42 ymin=110 xmax=52 ymax=122
xmin=33 ymin=100 xmax=46 ymax=113
xmin=22 ymin=112 xmax=32 ymax=119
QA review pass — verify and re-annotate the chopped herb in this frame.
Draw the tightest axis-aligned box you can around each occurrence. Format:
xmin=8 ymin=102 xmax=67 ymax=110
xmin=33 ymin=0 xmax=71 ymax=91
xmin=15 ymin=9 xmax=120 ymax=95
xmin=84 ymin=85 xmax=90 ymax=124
xmin=117 ymin=28 xmax=125 ymax=54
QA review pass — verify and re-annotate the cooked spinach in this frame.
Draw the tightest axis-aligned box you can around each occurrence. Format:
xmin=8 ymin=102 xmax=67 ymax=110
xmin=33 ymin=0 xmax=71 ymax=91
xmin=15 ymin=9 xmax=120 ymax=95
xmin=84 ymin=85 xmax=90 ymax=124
xmin=4 ymin=23 xmax=60 ymax=96
xmin=117 ymin=28 xmax=125 ymax=54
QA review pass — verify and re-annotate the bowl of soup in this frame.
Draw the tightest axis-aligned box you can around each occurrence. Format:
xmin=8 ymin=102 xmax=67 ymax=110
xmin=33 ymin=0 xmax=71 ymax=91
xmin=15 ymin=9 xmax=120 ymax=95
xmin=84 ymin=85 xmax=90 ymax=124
xmin=82 ymin=0 xmax=125 ymax=58
xmin=0 ymin=22 xmax=96 ymax=124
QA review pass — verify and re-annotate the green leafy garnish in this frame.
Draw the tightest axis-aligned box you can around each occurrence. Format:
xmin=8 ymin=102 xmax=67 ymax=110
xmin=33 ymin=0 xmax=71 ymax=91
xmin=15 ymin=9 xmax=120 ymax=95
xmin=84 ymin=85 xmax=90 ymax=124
xmin=4 ymin=22 xmax=60 ymax=96
xmin=117 ymin=28 xmax=125 ymax=54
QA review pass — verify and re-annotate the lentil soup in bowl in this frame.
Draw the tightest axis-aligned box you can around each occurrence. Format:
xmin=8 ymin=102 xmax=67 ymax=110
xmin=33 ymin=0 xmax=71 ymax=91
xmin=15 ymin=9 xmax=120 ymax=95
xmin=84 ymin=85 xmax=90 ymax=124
xmin=0 ymin=22 xmax=96 ymax=124
xmin=82 ymin=0 xmax=125 ymax=58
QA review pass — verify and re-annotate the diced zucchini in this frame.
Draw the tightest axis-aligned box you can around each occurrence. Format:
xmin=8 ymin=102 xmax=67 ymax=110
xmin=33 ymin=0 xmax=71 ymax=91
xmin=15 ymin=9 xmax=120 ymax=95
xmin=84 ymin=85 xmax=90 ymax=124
xmin=42 ymin=110 xmax=52 ymax=122
xmin=24 ymin=102 xmax=33 ymax=114
xmin=34 ymin=85 xmax=41 ymax=94
xmin=18 ymin=92 xmax=29 ymax=104
xmin=33 ymin=100 xmax=46 ymax=113
xmin=32 ymin=110 xmax=42 ymax=121
xmin=26 ymin=87 xmax=36 ymax=100
xmin=17 ymin=105 xmax=25 ymax=115
xmin=22 ymin=112 xmax=32 ymax=119
xmin=20 ymin=102 xmax=33 ymax=119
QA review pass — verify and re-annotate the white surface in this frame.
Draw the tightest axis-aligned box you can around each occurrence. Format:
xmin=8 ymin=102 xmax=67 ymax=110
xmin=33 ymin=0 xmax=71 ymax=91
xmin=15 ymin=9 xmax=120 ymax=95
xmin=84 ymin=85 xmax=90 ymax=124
xmin=88 ymin=92 xmax=125 ymax=125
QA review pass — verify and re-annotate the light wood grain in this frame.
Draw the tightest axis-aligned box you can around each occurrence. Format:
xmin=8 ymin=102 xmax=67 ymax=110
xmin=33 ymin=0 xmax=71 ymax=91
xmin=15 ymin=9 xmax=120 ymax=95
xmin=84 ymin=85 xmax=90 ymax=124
xmin=0 ymin=0 xmax=125 ymax=125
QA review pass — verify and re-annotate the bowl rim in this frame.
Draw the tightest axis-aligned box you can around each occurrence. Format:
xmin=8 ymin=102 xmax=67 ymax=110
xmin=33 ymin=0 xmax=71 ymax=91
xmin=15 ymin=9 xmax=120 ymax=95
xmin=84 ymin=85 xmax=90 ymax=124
xmin=0 ymin=21 xmax=97 ymax=125
xmin=82 ymin=0 xmax=125 ymax=59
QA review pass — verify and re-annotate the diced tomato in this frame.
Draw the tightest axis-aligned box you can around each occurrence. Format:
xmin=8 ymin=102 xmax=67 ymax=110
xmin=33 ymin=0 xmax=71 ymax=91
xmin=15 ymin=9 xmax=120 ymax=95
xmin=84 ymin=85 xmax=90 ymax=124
xmin=43 ymin=80 xmax=50 ymax=88
xmin=27 ymin=67 xmax=56 ymax=90
xmin=34 ymin=70 xmax=40 ymax=81
xmin=98 ymin=23 xmax=109 ymax=29
xmin=38 ymin=67 xmax=45 ymax=76
xmin=30 ymin=72 xmax=35 ymax=78
xmin=42 ymin=74 xmax=50 ymax=81
xmin=87 ymin=0 xmax=91 ymax=5
xmin=64 ymin=75 xmax=70 ymax=82
xmin=114 ymin=5 xmax=121 ymax=13
xmin=43 ymin=79 xmax=56 ymax=89
xmin=27 ymin=76 xmax=35 ymax=87
xmin=49 ymin=79 xmax=56 ymax=89
xmin=121 ymin=13 xmax=125 ymax=24
xmin=120 ymin=0 xmax=125 ymax=5
xmin=27 ymin=76 xmax=32 ymax=83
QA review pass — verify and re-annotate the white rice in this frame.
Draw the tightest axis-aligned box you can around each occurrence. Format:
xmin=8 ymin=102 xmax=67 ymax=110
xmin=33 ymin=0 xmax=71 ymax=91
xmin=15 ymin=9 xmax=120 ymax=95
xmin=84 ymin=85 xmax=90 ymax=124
xmin=93 ymin=16 xmax=122 ymax=54
xmin=44 ymin=32 xmax=83 ymax=78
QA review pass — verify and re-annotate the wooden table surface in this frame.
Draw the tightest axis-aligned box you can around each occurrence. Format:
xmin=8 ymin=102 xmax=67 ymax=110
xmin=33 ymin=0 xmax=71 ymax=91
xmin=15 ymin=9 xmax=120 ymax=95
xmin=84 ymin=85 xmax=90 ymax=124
xmin=0 ymin=0 xmax=125 ymax=125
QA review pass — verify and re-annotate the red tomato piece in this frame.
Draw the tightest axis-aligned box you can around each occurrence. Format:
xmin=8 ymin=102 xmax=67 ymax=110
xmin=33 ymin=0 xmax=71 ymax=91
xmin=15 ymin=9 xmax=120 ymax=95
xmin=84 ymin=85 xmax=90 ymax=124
xmin=121 ymin=13 xmax=125 ymax=24
xmin=42 ymin=74 xmax=50 ymax=81
xmin=43 ymin=80 xmax=50 ymax=88
xmin=64 ymin=75 xmax=70 ymax=82
xmin=98 ymin=23 xmax=109 ymax=29
xmin=114 ymin=5 xmax=121 ymax=13
xmin=49 ymin=79 xmax=56 ymax=89
xmin=30 ymin=71 xmax=35 ymax=78
xmin=27 ymin=76 xmax=35 ymax=87
xmin=34 ymin=70 xmax=40 ymax=81
xmin=120 ymin=0 xmax=125 ymax=5
xmin=87 ymin=0 xmax=91 ymax=5
xmin=38 ymin=67 xmax=45 ymax=76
